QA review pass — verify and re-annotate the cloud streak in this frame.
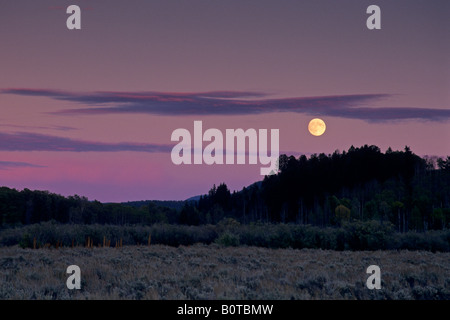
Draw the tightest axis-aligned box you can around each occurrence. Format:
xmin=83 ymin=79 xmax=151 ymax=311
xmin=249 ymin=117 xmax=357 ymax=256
xmin=0 ymin=123 xmax=77 ymax=131
xmin=2 ymin=88 xmax=450 ymax=122
xmin=0 ymin=161 xmax=46 ymax=170
xmin=0 ymin=132 xmax=172 ymax=153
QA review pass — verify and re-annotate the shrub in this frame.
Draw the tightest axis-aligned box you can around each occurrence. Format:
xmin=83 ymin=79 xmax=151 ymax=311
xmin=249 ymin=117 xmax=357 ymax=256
xmin=19 ymin=233 xmax=33 ymax=249
xmin=343 ymin=220 xmax=394 ymax=250
xmin=237 ymin=224 xmax=271 ymax=247
xmin=0 ymin=221 xmax=449 ymax=251
xmin=393 ymin=230 xmax=450 ymax=252
xmin=216 ymin=232 xmax=240 ymax=247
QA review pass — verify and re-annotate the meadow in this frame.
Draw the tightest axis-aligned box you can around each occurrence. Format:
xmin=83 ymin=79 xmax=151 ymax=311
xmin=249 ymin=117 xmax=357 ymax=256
xmin=0 ymin=244 xmax=449 ymax=300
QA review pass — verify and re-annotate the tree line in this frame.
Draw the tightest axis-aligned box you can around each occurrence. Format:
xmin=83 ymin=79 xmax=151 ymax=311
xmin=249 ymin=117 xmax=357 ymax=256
xmin=194 ymin=145 xmax=450 ymax=231
xmin=1 ymin=145 xmax=449 ymax=232
xmin=0 ymin=189 xmax=180 ymax=227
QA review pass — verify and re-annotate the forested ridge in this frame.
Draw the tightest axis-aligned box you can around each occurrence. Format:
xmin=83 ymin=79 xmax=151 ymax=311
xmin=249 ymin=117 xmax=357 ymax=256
xmin=1 ymin=145 xmax=449 ymax=233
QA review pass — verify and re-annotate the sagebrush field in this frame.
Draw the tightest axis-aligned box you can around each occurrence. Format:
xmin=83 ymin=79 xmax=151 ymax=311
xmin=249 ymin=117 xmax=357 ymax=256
xmin=0 ymin=245 xmax=448 ymax=300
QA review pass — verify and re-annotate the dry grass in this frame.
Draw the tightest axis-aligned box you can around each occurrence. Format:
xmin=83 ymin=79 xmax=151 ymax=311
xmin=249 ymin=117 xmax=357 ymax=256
xmin=0 ymin=245 xmax=448 ymax=300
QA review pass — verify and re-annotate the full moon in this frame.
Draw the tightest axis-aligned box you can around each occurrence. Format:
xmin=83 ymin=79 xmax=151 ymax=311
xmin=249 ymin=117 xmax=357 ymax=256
xmin=308 ymin=118 xmax=326 ymax=136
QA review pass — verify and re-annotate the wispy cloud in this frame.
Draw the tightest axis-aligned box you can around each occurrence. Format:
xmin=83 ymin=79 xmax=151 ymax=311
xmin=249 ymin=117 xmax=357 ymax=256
xmin=0 ymin=160 xmax=46 ymax=170
xmin=2 ymin=88 xmax=450 ymax=122
xmin=0 ymin=123 xmax=77 ymax=131
xmin=0 ymin=132 xmax=172 ymax=153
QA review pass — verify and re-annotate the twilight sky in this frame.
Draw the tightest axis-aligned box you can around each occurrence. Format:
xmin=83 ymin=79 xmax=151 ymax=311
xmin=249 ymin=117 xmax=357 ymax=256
xmin=0 ymin=0 xmax=449 ymax=202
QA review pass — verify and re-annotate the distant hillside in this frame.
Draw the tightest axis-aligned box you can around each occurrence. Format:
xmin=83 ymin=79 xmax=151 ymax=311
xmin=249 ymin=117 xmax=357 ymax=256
xmin=185 ymin=195 xmax=201 ymax=202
